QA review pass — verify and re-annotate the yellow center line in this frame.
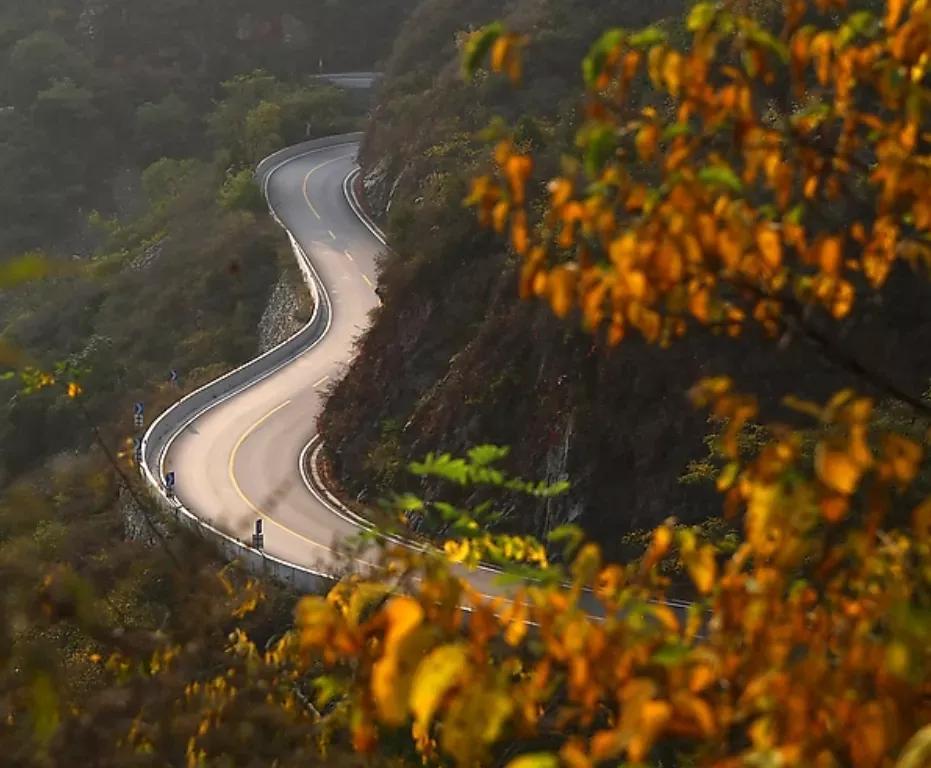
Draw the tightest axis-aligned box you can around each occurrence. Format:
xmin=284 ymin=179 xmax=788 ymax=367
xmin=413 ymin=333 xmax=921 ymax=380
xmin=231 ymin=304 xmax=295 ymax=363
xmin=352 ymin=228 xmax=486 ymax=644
xmin=362 ymin=274 xmax=374 ymax=289
xmin=313 ymin=375 xmax=330 ymax=388
xmin=344 ymin=250 xmax=354 ymax=262
xmin=302 ymin=153 xmax=354 ymax=221
xmin=228 ymin=399 xmax=369 ymax=561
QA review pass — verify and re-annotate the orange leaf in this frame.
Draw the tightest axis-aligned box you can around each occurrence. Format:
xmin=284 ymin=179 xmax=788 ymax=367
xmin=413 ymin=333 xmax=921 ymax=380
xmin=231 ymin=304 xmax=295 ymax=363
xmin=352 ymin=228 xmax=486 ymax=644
xmin=814 ymin=442 xmax=863 ymax=495
xmin=886 ymin=0 xmax=906 ymax=30
xmin=756 ymin=226 xmax=782 ymax=271
xmin=628 ymin=700 xmax=672 ymax=762
xmin=636 ymin=122 xmax=659 ymax=161
xmin=548 ymin=265 xmax=578 ymax=318
xmin=816 ymin=236 xmax=842 ymax=274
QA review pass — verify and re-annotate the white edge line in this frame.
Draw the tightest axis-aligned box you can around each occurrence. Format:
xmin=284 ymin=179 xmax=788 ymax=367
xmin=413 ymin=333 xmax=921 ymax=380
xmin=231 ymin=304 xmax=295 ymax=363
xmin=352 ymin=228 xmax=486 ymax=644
xmin=139 ymin=140 xmax=359 ymax=585
xmin=298 ymin=434 xmax=694 ymax=611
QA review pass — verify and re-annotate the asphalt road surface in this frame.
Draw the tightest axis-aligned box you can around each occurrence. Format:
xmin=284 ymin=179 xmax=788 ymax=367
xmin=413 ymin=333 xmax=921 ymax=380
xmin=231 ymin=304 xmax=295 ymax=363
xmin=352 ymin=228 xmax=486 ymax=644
xmin=164 ymin=141 xmax=390 ymax=572
xmin=161 ymin=141 xmax=516 ymax=596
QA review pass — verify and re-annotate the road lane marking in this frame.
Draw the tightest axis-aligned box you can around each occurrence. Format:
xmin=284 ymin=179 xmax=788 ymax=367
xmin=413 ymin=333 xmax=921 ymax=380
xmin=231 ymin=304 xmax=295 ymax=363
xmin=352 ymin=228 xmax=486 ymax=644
xmin=362 ymin=274 xmax=374 ymax=289
xmin=302 ymin=153 xmax=354 ymax=221
xmin=227 ymin=399 xmax=374 ymax=562
xmin=226 ymin=400 xmax=316 ymax=546
xmin=313 ymin=375 xmax=329 ymax=388
xmin=328 ymin=230 xmax=336 ymax=240
xmin=344 ymin=250 xmax=354 ymax=262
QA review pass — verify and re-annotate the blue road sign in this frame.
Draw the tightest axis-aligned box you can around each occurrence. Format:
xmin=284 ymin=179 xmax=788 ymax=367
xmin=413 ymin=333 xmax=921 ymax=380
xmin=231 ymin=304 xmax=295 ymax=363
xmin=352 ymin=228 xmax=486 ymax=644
xmin=165 ymin=471 xmax=176 ymax=489
xmin=133 ymin=402 xmax=144 ymax=417
xmin=169 ymin=369 xmax=178 ymax=384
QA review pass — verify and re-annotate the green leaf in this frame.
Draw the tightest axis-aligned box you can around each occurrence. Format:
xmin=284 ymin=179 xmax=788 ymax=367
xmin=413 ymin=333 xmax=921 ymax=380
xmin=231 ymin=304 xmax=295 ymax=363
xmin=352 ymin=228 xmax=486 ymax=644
xmin=432 ymin=501 xmax=463 ymax=522
xmin=785 ymin=204 xmax=805 ymax=225
xmin=394 ymin=493 xmax=425 ymax=512
xmin=410 ymin=453 xmax=470 ymax=484
xmin=467 ymin=444 xmax=510 ymax=466
xmin=687 ymin=2 xmax=718 ymax=33
xmin=651 ymin=642 xmax=690 ymax=665
xmin=697 ymin=164 xmax=743 ymax=194
xmin=583 ymin=28 xmax=625 ymax=87
xmin=662 ymin=121 xmax=692 ymax=141
xmin=577 ymin=121 xmax=617 ymax=176
xmin=462 ymin=22 xmax=504 ymax=79
xmin=628 ymin=26 xmax=667 ymax=49
xmin=837 ymin=11 xmax=878 ymax=49
xmin=744 ymin=23 xmax=789 ymax=62
xmin=312 ymin=675 xmax=344 ymax=708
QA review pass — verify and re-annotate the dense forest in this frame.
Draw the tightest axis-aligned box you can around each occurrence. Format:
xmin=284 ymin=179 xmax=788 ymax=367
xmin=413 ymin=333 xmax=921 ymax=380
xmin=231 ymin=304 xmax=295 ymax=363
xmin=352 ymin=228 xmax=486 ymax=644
xmin=2 ymin=0 xmax=930 ymax=766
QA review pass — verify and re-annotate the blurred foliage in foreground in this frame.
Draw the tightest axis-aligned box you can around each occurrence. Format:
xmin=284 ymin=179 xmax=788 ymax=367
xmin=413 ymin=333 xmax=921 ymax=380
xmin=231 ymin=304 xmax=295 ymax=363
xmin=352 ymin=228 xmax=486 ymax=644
xmin=289 ymin=1 xmax=931 ymax=767
xmin=4 ymin=0 xmax=931 ymax=767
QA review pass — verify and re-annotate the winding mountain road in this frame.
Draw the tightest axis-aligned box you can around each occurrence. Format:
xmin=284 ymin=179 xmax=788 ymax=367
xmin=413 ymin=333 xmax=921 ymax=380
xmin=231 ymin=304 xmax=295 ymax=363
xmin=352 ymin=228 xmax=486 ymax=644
xmin=160 ymin=140 xmax=385 ymax=574
xmin=152 ymin=138 xmax=520 ymax=600
xmin=144 ymin=134 xmax=692 ymax=618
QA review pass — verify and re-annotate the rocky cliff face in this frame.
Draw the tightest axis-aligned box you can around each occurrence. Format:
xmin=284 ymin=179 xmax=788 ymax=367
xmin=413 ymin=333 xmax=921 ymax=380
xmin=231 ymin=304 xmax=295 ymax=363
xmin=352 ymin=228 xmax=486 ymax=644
xmin=319 ymin=0 xmax=931 ymax=555
xmin=257 ymin=273 xmax=308 ymax=353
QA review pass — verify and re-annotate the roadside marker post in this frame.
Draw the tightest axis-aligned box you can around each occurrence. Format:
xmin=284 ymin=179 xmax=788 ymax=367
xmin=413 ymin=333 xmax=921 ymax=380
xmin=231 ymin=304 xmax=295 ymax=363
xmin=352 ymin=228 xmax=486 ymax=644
xmin=133 ymin=438 xmax=143 ymax=465
xmin=169 ymin=369 xmax=179 ymax=387
xmin=252 ymin=519 xmax=265 ymax=551
xmin=165 ymin=471 xmax=176 ymax=498
xmin=133 ymin=401 xmax=144 ymax=429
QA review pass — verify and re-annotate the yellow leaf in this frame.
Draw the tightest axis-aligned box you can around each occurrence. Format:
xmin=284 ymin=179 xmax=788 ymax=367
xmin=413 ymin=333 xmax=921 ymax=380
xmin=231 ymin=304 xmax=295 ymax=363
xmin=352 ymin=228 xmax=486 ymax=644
xmin=652 ymin=603 xmax=680 ymax=633
xmin=647 ymin=45 xmax=666 ymax=89
xmin=506 ymin=754 xmax=559 ymax=768
xmin=440 ymin=687 xmax=514 ymax=765
xmin=372 ymin=597 xmax=428 ymax=725
xmin=410 ymin=644 xmax=468 ymax=743
xmin=686 ymin=544 xmax=718 ymax=595
xmin=662 ymin=50 xmax=683 ymax=96
xmin=895 ymin=725 xmax=931 ymax=768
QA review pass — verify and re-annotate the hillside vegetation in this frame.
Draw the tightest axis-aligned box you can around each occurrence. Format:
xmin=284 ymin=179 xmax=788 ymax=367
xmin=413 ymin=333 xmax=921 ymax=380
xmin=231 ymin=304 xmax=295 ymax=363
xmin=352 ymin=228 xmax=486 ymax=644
xmin=0 ymin=1 xmax=408 ymax=763
xmin=321 ymin=0 xmax=931 ymax=555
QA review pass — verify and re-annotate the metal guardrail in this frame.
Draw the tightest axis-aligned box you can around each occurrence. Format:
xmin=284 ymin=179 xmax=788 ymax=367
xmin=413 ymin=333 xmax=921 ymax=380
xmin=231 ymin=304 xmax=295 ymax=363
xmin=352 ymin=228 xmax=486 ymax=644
xmin=139 ymin=134 xmax=367 ymax=593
